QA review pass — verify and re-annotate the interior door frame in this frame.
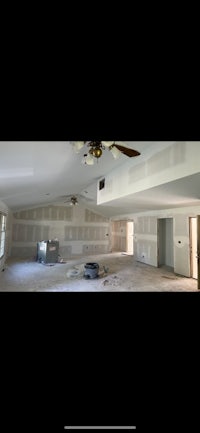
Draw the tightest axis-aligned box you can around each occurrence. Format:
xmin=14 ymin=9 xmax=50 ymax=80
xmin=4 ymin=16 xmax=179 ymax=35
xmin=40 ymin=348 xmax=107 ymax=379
xmin=197 ymin=215 xmax=200 ymax=289
xmin=126 ymin=220 xmax=134 ymax=255
xmin=189 ymin=217 xmax=197 ymax=279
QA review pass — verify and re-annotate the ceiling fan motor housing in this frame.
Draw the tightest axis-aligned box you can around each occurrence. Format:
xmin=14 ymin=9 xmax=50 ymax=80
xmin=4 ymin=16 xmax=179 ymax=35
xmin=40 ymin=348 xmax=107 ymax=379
xmin=78 ymin=141 xmax=141 ymax=164
xmin=89 ymin=147 xmax=102 ymax=158
xmin=88 ymin=141 xmax=104 ymax=159
xmin=70 ymin=196 xmax=78 ymax=205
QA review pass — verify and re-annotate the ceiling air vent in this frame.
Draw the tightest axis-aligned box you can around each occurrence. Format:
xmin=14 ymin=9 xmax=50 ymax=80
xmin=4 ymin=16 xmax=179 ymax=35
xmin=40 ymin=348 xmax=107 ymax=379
xmin=99 ymin=178 xmax=105 ymax=190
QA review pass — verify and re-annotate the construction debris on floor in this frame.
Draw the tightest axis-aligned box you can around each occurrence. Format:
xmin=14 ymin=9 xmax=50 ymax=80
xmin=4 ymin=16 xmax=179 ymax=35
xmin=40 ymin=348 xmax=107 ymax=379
xmin=0 ymin=253 xmax=198 ymax=292
xmin=66 ymin=262 xmax=108 ymax=279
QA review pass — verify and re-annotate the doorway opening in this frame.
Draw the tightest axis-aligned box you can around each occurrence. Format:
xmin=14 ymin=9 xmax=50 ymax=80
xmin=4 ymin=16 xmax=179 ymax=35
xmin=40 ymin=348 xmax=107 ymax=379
xmin=126 ymin=221 xmax=134 ymax=255
xmin=189 ymin=217 xmax=197 ymax=279
xmin=111 ymin=220 xmax=134 ymax=255
xmin=157 ymin=218 xmax=174 ymax=270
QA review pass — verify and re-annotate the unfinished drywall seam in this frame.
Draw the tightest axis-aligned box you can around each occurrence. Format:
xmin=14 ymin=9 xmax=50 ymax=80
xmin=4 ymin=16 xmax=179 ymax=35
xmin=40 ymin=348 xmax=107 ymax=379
xmin=112 ymin=205 xmax=200 ymax=277
xmin=11 ymin=203 xmax=110 ymax=258
xmin=97 ymin=142 xmax=200 ymax=205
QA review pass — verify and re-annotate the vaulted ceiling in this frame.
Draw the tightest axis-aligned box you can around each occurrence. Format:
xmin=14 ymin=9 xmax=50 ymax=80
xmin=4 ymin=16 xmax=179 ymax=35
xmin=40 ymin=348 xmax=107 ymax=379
xmin=0 ymin=141 xmax=199 ymax=217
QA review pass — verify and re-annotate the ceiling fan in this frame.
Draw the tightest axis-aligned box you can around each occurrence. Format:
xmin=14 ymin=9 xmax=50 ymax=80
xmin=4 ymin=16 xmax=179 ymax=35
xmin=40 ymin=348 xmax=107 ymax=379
xmin=60 ymin=193 xmax=94 ymax=206
xmin=72 ymin=141 xmax=140 ymax=165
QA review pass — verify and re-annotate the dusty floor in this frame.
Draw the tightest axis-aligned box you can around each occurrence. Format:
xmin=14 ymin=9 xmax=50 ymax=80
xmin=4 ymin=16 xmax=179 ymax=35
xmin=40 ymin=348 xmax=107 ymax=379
xmin=0 ymin=253 xmax=198 ymax=291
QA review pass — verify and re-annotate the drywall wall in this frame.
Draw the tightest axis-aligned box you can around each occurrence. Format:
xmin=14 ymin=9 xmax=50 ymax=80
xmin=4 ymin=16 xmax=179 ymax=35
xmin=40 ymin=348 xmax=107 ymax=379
xmin=133 ymin=216 xmax=158 ymax=267
xmin=0 ymin=199 xmax=12 ymax=271
xmin=111 ymin=205 xmax=200 ymax=277
xmin=97 ymin=142 xmax=200 ymax=204
xmin=173 ymin=214 xmax=190 ymax=277
xmin=11 ymin=203 xmax=110 ymax=259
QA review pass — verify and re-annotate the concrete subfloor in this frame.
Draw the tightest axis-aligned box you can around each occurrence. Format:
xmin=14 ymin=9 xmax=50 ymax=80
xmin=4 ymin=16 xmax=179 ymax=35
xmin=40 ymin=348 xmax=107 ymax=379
xmin=0 ymin=253 xmax=198 ymax=291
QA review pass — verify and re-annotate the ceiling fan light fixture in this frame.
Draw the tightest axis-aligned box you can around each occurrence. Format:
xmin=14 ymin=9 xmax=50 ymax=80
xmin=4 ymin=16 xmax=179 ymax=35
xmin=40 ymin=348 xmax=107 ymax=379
xmin=86 ymin=153 xmax=95 ymax=165
xmin=110 ymin=145 xmax=121 ymax=159
xmin=92 ymin=147 xmax=102 ymax=158
xmin=73 ymin=141 xmax=85 ymax=153
xmin=73 ymin=141 xmax=140 ymax=164
xmin=70 ymin=196 xmax=79 ymax=205
xmin=101 ymin=141 xmax=113 ymax=147
xmin=82 ymin=153 xmax=94 ymax=165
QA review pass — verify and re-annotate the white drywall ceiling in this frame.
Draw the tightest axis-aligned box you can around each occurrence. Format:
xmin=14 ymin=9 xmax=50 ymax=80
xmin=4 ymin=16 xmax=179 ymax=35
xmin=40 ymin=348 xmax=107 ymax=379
xmin=1 ymin=141 xmax=199 ymax=216
xmin=99 ymin=172 xmax=200 ymax=216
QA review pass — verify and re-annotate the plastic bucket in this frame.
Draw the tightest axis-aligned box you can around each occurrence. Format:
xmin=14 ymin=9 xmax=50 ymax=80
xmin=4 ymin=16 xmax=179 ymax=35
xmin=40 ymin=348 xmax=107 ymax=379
xmin=84 ymin=263 xmax=99 ymax=279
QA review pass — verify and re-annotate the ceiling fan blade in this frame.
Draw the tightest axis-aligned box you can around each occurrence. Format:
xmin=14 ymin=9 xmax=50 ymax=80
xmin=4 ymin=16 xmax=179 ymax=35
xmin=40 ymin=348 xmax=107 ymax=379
xmin=102 ymin=141 xmax=126 ymax=148
xmin=79 ymin=194 xmax=94 ymax=202
xmin=113 ymin=144 xmax=140 ymax=157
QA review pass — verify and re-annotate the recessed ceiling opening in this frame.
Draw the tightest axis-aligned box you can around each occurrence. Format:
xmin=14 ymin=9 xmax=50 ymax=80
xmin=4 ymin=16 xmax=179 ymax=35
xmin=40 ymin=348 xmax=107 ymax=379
xmin=99 ymin=178 xmax=105 ymax=190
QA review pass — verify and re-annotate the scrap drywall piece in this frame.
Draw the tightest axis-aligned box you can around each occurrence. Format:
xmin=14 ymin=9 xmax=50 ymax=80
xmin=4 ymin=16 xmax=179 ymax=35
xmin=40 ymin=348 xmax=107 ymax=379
xmin=66 ymin=264 xmax=85 ymax=278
